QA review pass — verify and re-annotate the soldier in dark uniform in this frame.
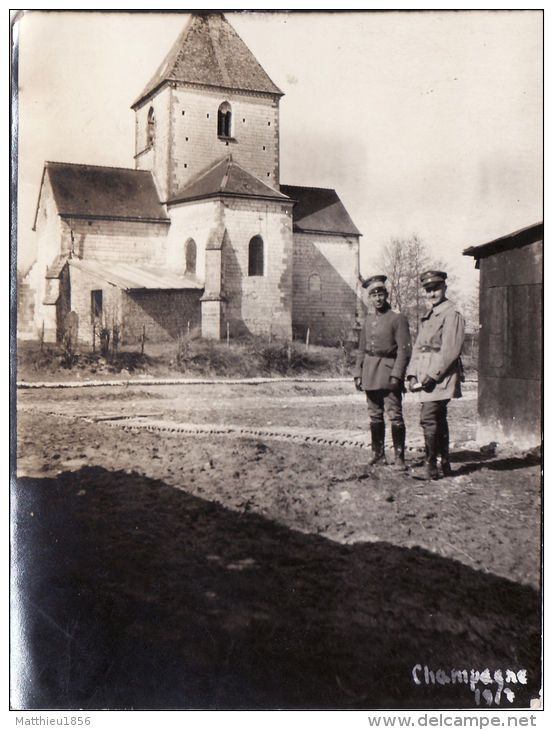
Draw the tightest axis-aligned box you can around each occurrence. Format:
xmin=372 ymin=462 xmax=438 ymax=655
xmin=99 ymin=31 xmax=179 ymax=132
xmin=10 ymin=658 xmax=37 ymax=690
xmin=406 ymin=270 xmax=465 ymax=480
xmin=353 ymin=275 xmax=412 ymax=469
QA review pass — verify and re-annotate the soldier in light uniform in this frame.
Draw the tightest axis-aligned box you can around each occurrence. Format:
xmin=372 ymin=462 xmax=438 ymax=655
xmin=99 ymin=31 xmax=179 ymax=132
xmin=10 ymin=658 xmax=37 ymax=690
xmin=406 ymin=270 xmax=465 ymax=480
xmin=353 ymin=275 xmax=412 ymax=470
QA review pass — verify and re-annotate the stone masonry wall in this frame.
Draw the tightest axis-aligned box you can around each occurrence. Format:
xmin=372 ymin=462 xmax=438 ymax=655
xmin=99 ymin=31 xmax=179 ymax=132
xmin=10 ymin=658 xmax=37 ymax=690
xmin=69 ymin=262 xmax=201 ymax=346
xmin=166 ymin=198 xmax=221 ymax=281
xmin=68 ymin=218 xmax=169 ymax=265
xmin=24 ymin=173 xmax=68 ymax=340
xmin=121 ymin=290 xmax=202 ymax=344
xmin=161 ymin=85 xmax=280 ymax=200
xmin=221 ymin=197 xmax=294 ymax=339
xmin=292 ymin=232 xmax=361 ymax=345
xmin=68 ymin=263 xmax=122 ymax=346
xmin=167 ymin=196 xmax=294 ymax=340
xmin=134 ymin=86 xmax=172 ymax=201
xmin=199 ymin=299 xmax=223 ymax=340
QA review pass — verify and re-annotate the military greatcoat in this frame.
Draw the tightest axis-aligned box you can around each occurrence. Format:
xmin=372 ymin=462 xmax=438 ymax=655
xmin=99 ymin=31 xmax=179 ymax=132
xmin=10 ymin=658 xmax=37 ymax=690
xmin=353 ymin=304 xmax=411 ymax=391
xmin=406 ymin=298 xmax=465 ymax=402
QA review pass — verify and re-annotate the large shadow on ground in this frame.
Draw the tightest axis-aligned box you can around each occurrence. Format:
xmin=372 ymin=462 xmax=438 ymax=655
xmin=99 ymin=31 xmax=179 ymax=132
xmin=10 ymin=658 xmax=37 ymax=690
xmin=449 ymin=449 xmax=541 ymax=476
xmin=12 ymin=467 xmax=541 ymax=710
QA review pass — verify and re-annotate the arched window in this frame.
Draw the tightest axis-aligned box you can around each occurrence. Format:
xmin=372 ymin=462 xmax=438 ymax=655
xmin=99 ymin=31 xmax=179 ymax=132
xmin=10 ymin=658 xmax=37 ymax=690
xmin=147 ymin=107 xmax=155 ymax=147
xmin=185 ymin=238 xmax=197 ymax=274
xmin=217 ymin=101 xmax=232 ymax=138
xmin=248 ymin=235 xmax=264 ymax=276
xmin=308 ymin=273 xmax=322 ymax=300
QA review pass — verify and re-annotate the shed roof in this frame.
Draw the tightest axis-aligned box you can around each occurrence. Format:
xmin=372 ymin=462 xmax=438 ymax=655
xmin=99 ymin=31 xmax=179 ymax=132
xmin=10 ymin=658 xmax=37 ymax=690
xmin=34 ymin=162 xmax=169 ymax=228
xmin=169 ymin=155 xmax=291 ymax=205
xmin=132 ymin=12 xmax=282 ymax=109
xmin=279 ymin=184 xmax=361 ymax=236
xmin=70 ymin=260 xmax=203 ymax=291
xmin=463 ymin=222 xmax=543 ymax=260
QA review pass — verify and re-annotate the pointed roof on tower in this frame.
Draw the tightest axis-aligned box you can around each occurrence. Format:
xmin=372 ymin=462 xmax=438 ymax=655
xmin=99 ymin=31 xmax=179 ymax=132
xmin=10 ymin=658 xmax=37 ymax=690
xmin=132 ymin=12 xmax=283 ymax=109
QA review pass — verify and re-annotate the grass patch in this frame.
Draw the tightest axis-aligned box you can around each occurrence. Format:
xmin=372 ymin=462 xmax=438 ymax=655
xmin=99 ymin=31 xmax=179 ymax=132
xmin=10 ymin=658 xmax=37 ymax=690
xmin=16 ymin=333 xmax=477 ymax=382
xmin=17 ymin=341 xmax=157 ymax=379
xmin=17 ymin=335 xmax=356 ymax=381
xmin=171 ymin=333 xmax=354 ymax=377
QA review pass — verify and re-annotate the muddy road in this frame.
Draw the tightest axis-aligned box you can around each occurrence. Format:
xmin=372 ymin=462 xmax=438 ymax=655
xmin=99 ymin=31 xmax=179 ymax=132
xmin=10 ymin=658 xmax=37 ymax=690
xmin=13 ymin=379 xmax=542 ymax=709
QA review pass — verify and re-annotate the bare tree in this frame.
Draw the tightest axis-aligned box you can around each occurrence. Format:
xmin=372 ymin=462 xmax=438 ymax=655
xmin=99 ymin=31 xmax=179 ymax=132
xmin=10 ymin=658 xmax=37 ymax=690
xmin=380 ymin=235 xmax=434 ymax=335
xmin=458 ymin=287 xmax=480 ymax=334
xmin=378 ymin=234 xmax=464 ymax=337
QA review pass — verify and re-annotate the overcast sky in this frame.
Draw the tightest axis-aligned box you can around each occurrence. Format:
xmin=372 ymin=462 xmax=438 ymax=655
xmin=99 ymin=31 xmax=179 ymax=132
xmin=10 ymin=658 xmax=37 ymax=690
xmin=15 ymin=9 xmax=543 ymax=298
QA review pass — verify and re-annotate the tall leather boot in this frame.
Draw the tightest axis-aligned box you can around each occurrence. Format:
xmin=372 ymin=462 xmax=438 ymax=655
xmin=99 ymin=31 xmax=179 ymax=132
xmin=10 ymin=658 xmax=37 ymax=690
xmin=368 ymin=422 xmax=386 ymax=466
xmin=423 ymin=431 xmax=439 ymax=480
xmin=391 ymin=423 xmax=407 ymax=471
xmin=439 ymin=423 xmax=452 ymax=477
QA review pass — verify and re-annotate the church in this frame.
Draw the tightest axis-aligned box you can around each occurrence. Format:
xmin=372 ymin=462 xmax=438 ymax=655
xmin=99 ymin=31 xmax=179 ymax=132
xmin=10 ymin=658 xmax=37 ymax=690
xmin=22 ymin=12 xmax=363 ymax=346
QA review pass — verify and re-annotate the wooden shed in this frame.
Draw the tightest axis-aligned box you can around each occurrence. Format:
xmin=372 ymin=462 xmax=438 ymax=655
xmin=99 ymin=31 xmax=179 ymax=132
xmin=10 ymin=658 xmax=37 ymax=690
xmin=463 ymin=222 xmax=543 ymax=447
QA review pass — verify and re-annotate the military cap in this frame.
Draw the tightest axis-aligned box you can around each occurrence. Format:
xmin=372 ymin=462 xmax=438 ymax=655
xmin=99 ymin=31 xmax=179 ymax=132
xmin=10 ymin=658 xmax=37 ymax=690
xmin=420 ymin=270 xmax=447 ymax=288
xmin=362 ymin=275 xmax=388 ymax=293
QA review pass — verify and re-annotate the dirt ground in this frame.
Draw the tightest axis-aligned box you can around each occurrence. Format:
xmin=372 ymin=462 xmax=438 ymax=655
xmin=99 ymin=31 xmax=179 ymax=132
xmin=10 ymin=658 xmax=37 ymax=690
xmin=13 ymin=379 xmax=542 ymax=710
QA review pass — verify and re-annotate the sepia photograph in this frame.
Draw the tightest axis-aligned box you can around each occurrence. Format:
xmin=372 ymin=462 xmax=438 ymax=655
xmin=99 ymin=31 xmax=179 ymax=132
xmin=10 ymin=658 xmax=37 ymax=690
xmin=11 ymin=8 xmax=543 ymax=714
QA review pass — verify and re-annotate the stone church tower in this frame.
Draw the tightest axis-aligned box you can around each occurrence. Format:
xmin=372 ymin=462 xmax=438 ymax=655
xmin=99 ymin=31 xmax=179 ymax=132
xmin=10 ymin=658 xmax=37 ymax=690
xmin=23 ymin=12 xmax=361 ymax=346
xmin=132 ymin=12 xmax=283 ymax=200
xmin=132 ymin=12 xmax=296 ymax=340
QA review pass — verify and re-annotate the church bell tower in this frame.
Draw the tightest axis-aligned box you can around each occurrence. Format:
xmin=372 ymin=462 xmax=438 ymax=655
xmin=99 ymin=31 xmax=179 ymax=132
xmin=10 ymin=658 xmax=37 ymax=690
xmin=131 ymin=12 xmax=284 ymax=202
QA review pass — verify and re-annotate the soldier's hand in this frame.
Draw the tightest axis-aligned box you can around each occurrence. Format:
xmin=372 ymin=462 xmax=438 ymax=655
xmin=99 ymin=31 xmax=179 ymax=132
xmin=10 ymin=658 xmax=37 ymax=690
xmin=354 ymin=377 xmax=363 ymax=392
xmin=421 ymin=375 xmax=437 ymax=392
xmin=388 ymin=376 xmax=402 ymax=393
xmin=407 ymin=376 xmax=417 ymax=392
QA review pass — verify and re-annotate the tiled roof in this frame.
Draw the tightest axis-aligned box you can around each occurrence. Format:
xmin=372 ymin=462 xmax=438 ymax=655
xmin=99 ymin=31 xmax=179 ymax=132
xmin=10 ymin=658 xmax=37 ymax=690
xmin=37 ymin=162 xmax=169 ymax=225
xmin=169 ymin=156 xmax=291 ymax=204
xmin=70 ymin=260 xmax=203 ymax=291
xmin=132 ymin=12 xmax=282 ymax=109
xmin=280 ymin=185 xmax=361 ymax=236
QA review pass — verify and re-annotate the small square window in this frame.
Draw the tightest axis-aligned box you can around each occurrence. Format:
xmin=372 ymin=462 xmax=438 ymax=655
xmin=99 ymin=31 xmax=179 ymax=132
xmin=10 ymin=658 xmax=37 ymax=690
xmin=267 ymin=121 xmax=271 ymax=126
xmin=184 ymin=163 xmax=188 ymax=168
xmin=182 ymin=110 xmax=185 ymax=116
xmin=267 ymin=172 xmax=270 ymax=177
xmin=243 ymin=118 xmax=246 ymax=122
xmin=263 ymin=146 xmax=266 ymax=150
xmin=186 ymin=137 xmax=189 ymax=141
